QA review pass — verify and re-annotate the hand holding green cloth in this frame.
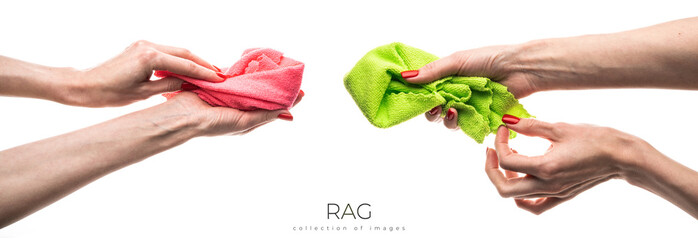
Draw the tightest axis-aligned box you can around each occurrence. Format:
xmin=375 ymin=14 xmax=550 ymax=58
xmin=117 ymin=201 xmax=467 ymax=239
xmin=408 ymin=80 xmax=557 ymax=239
xmin=343 ymin=42 xmax=532 ymax=143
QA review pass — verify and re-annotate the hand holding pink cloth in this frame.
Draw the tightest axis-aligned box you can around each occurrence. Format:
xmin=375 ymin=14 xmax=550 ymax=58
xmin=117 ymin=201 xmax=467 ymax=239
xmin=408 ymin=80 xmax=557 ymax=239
xmin=155 ymin=48 xmax=304 ymax=111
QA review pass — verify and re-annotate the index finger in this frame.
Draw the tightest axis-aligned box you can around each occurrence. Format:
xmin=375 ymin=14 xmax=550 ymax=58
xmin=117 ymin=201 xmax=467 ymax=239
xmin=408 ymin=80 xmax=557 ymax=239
xmin=494 ymin=126 xmax=543 ymax=175
xmin=153 ymin=53 xmax=225 ymax=82
xmin=150 ymin=43 xmax=218 ymax=72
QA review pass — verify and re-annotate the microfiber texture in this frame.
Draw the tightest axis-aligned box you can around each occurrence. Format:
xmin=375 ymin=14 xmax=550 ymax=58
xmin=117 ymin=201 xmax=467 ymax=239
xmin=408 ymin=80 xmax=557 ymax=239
xmin=155 ymin=48 xmax=304 ymax=111
xmin=344 ymin=42 xmax=532 ymax=143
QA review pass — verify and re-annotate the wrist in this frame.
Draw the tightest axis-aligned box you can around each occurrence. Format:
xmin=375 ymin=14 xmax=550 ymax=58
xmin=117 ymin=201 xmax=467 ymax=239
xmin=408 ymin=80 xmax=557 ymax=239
xmin=149 ymin=95 xmax=212 ymax=140
xmin=609 ymin=134 xmax=657 ymax=186
xmin=51 ymin=67 xmax=91 ymax=106
xmin=507 ymin=38 xmax=564 ymax=93
xmin=137 ymin=101 xmax=204 ymax=150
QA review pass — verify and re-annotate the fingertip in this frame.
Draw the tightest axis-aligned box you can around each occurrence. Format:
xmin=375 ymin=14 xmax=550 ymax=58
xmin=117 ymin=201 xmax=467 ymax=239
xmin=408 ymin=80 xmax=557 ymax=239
xmin=502 ymin=114 xmax=521 ymax=125
xmin=277 ymin=112 xmax=293 ymax=121
xmin=446 ymin=108 xmax=456 ymax=120
xmin=444 ymin=108 xmax=458 ymax=129
xmin=496 ymin=125 xmax=510 ymax=137
xmin=215 ymin=72 xmax=230 ymax=82
xmin=505 ymin=118 xmax=559 ymax=140
xmin=494 ymin=126 xmax=512 ymax=154
xmin=291 ymin=90 xmax=304 ymax=107
xmin=153 ymin=70 xmax=171 ymax=78
xmin=402 ymin=69 xmax=432 ymax=84
xmin=400 ymin=70 xmax=419 ymax=79
xmin=425 ymin=106 xmax=441 ymax=122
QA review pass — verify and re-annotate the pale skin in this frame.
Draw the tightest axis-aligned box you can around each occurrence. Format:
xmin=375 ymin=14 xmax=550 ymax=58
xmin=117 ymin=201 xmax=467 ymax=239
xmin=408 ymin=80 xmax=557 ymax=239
xmin=403 ymin=17 xmax=698 ymax=218
xmin=0 ymin=41 xmax=301 ymax=228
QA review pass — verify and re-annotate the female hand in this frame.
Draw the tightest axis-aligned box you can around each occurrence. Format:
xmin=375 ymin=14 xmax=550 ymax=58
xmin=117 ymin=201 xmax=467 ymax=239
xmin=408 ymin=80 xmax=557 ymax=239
xmin=63 ymin=40 xmax=226 ymax=107
xmin=400 ymin=45 xmax=540 ymax=129
xmin=485 ymin=116 xmax=644 ymax=214
xmin=160 ymin=90 xmax=303 ymax=137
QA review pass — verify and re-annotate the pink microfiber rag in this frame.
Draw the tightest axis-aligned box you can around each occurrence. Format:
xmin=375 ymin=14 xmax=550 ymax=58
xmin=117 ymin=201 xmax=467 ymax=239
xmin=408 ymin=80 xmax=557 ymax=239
xmin=155 ymin=48 xmax=304 ymax=111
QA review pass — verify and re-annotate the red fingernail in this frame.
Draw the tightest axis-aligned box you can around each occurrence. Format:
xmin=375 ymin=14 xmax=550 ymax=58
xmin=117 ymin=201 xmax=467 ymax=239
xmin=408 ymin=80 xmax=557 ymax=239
xmin=428 ymin=106 xmax=440 ymax=115
xmin=446 ymin=108 xmax=456 ymax=120
xmin=213 ymin=65 xmax=221 ymax=72
xmin=216 ymin=72 xmax=229 ymax=80
xmin=299 ymin=89 xmax=305 ymax=97
xmin=181 ymin=82 xmax=198 ymax=91
xmin=277 ymin=113 xmax=293 ymax=121
xmin=401 ymin=70 xmax=419 ymax=79
xmin=502 ymin=114 xmax=520 ymax=124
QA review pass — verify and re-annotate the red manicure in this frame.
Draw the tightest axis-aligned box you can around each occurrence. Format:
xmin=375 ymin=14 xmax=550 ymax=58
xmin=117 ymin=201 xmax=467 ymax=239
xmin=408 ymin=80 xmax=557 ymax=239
xmin=401 ymin=70 xmax=419 ymax=79
xmin=299 ymin=89 xmax=305 ymax=97
xmin=446 ymin=108 xmax=456 ymax=120
xmin=213 ymin=65 xmax=221 ymax=72
xmin=502 ymin=114 xmax=520 ymax=124
xmin=278 ymin=113 xmax=294 ymax=121
xmin=181 ymin=82 xmax=199 ymax=91
xmin=216 ymin=72 xmax=232 ymax=80
xmin=428 ymin=106 xmax=440 ymax=115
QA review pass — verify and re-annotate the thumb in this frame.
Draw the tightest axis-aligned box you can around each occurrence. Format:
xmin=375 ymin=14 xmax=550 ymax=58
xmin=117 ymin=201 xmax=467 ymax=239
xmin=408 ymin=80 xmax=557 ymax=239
xmin=403 ymin=54 xmax=465 ymax=84
xmin=502 ymin=115 xmax=560 ymax=141
xmin=242 ymin=109 xmax=293 ymax=128
xmin=235 ymin=109 xmax=292 ymax=134
xmin=144 ymin=77 xmax=184 ymax=94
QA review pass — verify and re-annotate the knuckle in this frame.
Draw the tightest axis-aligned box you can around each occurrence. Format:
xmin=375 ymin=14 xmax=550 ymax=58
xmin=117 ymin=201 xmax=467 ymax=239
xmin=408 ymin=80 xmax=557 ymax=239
xmin=450 ymin=53 xmax=470 ymax=73
xmin=137 ymin=49 xmax=159 ymax=63
xmin=130 ymin=40 xmax=151 ymax=49
xmin=180 ymin=48 xmax=192 ymax=57
xmin=185 ymin=60 xmax=199 ymax=72
xmin=524 ymin=119 xmax=538 ymax=129
xmin=498 ymin=158 xmax=514 ymax=171
xmin=498 ymin=155 xmax=520 ymax=172
xmin=496 ymin=186 xmax=510 ymax=198
xmin=420 ymin=61 xmax=437 ymax=73
xmin=177 ymin=48 xmax=193 ymax=58
xmin=531 ymin=208 xmax=544 ymax=215
xmin=551 ymin=122 xmax=570 ymax=137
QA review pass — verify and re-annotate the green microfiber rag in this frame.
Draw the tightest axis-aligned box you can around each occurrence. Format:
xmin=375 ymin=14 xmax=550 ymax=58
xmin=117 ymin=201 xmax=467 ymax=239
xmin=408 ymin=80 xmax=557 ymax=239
xmin=343 ymin=42 xmax=532 ymax=143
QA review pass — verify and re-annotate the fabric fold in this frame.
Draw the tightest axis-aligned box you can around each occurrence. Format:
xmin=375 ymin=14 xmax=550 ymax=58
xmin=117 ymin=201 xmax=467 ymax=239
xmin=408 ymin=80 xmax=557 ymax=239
xmin=344 ymin=42 xmax=532 ymax=143
xmin=156 ymin=48 xmax=304 ymax=111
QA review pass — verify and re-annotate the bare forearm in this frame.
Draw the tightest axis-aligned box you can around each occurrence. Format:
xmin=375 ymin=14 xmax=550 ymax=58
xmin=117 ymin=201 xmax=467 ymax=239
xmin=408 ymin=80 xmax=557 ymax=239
xmin=514 ymin=17 xmax=698 ymax=92
xmin=621 ymin=140 xmax=698 ymax=219
xmin=0 ymin=56 xmax=83 ymax=103
xmin=0 ymin=101 xmax=201 ymax=228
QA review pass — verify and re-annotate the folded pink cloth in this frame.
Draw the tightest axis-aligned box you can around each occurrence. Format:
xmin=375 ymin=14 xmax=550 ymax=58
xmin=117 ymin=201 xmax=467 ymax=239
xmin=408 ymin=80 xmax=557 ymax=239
xmin=155 ymin=48 xmax=304 ymax=111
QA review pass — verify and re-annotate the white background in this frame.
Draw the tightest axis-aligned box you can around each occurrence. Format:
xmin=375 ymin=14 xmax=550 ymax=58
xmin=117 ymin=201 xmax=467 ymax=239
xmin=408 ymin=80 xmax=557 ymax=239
xmin=1 ymin=0 xmax=696 ymax=239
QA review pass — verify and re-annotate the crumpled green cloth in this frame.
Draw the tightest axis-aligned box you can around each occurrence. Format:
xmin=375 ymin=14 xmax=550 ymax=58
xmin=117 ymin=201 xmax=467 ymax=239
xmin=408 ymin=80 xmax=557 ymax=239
xmin=344 ymin=42 xmax=532 ymax=143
